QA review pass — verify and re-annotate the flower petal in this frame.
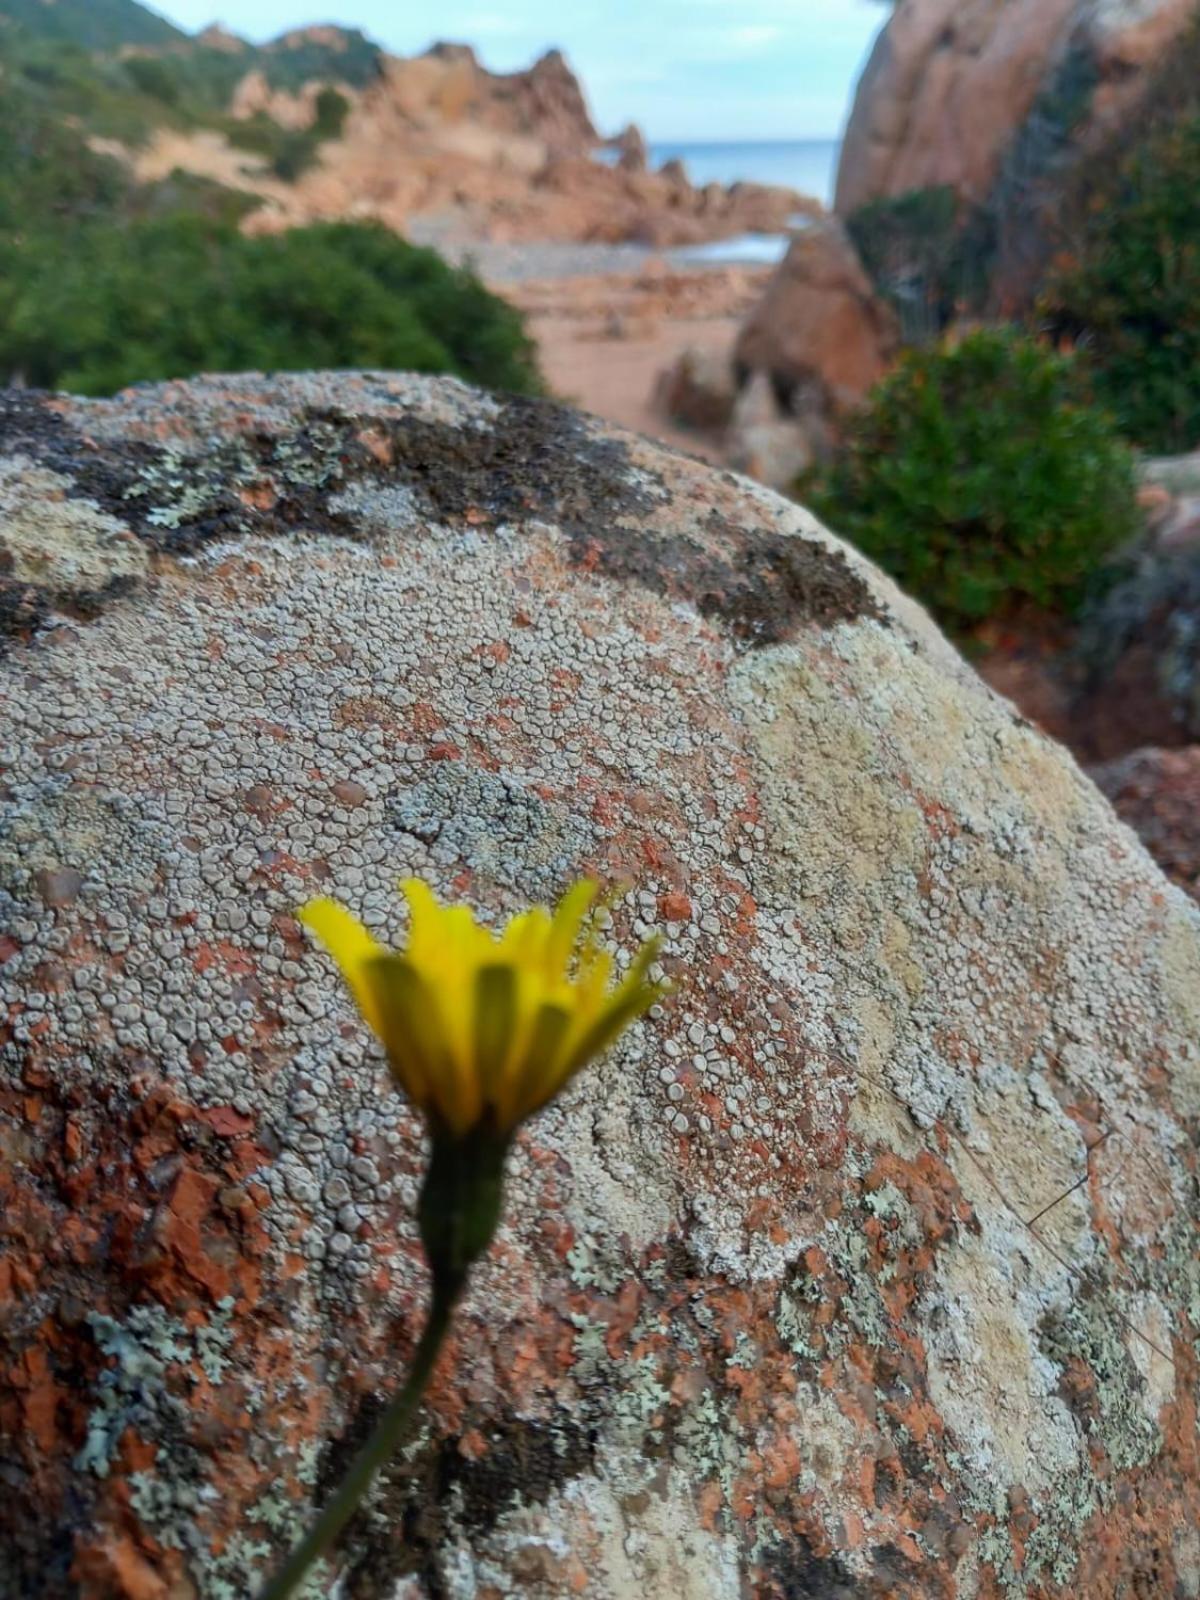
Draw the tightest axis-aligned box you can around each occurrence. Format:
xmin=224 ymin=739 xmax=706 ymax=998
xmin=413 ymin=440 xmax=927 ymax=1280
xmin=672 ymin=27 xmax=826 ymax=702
xmin=563 ymin=939 xmax=664 ymax=1081
xmin=504 ymin=1000 xmax=574 ymax=1126
xmin=474 ymin=962 xmax=517 ymax=1109
xmin=357 ymin=955 xmax=442 ymax=1110
xmin=543 ymin=878 xmax=598 ymax=978
xmin=364 ymin=954 xmax=482 ymax=1135
xmin=298 ymin=898 xmax=387 ymax=1036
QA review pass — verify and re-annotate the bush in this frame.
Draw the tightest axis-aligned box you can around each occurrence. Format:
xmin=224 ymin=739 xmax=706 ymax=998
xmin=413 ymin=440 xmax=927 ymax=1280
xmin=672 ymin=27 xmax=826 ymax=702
xmin=0 ymin=218 xmax=541 ymax=398
xmin=226 ymin=88 xmax=349 ymax=181
xmin=1040 ymin=115 xmax=1200 ymax=454
xmin=805 ymin=329 xmax=1138 ymax=629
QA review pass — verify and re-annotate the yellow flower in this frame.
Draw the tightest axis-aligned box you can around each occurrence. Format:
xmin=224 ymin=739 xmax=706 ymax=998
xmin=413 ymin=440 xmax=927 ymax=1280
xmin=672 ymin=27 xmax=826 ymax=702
xmin=300 ymin=878 xmax=664 ymax=1140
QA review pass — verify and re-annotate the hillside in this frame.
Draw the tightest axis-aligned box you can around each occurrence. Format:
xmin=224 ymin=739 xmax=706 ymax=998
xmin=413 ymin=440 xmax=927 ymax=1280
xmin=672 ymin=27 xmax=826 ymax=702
xmin=0 ymin=0 xmax=184 ymax=49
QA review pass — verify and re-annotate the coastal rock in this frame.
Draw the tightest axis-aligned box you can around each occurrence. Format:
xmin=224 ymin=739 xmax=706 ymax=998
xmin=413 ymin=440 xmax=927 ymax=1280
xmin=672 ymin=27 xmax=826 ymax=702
xmin=725 ymin=371 xmax=827 ymax=491
xmin=159 ymin=40 xmax=812 ymax=250
xmin=734 ymin=221 xmax=899 ymax=416
xmin=836 ymin=0 xmax=1196 ymax=215
xmin=652 ymin=345 xmax=737 ymax=432
xmin=2 ymin=374 xmax=1199 ymax=1599
xmin=229 ymin=68 xmax=322 ymax=131
xmin=609 ymin=122 xmax=648 ymax=174
xmin=1092 ymin=746 xmax=1200 ymax=902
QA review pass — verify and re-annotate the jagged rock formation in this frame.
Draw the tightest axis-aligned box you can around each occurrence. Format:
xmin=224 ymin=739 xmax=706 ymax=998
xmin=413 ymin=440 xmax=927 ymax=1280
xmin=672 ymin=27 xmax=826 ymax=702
xmin=122 ymin=34 xmax=806 ymax=247
xmin=1 ymin=375 xmax=1198 ymax=1599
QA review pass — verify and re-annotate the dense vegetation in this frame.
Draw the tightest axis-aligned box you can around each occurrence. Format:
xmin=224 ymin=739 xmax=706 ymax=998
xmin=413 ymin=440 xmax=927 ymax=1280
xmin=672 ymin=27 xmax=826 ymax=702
xmin=0 ymin=18 xmax=539 ymax=398
xmin=806 ymin=330 xmax=1138 ymax=630
xmin=1040 ymin=113 xmax=1200 ymax=455
xmin=0 ymin=217 xmax=540 ymax=396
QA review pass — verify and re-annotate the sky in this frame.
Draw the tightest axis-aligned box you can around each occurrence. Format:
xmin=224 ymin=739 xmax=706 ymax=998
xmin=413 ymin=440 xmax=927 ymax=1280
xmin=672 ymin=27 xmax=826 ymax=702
xmin=149 ymin=1 xmax=886 ymax=141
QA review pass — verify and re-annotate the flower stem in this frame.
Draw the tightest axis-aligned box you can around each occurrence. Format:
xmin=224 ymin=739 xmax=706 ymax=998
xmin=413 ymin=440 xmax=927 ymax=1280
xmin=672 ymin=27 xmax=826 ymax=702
xmin=257 ymin=1284 xmax=459 ymax=1600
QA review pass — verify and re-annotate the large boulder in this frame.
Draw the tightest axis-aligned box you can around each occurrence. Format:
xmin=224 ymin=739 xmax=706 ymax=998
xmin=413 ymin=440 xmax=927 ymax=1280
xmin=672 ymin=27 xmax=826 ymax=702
xmin=1 ymin=375 xmax=1198 ymax=1600
xmin=836 ymin=0 xmax=1196 ymax=216
xmin=734 ymin=221 xmax=899 ymax=416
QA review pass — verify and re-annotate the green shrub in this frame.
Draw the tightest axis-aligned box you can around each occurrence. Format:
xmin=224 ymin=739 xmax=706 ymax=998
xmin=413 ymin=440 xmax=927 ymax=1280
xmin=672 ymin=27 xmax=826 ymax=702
xmin=226 ymin=88 xmax=349 ymax=181
xmin=805 ymin=329 xmax=1138 ymax=629
xmin=0 ymin=218 xmax=541 ymax=398
xmin=1040 ymin=114 xmax=1200 ymax=453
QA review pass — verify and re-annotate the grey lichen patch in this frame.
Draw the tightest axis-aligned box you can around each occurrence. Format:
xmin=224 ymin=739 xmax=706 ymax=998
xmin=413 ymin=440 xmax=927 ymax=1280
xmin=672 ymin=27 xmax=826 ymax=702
xmin=389 ymin=762 xmax=596 ymax=899
xmin=0 ymin=451 xmax=148 ymax=644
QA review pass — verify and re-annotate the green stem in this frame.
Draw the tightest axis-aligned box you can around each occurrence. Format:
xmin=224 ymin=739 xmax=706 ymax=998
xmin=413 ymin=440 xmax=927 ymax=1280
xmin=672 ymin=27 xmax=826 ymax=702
xmin=257 ymin=1283 xmax=459 ymax=1600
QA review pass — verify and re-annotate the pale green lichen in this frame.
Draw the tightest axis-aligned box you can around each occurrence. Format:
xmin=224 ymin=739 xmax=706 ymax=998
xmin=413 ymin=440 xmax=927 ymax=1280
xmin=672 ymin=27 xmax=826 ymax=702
xmin=776 ymin=1280 xmax=820 ymax=1361
xmin=76 ymin=1305 xmax=193 ymax=1477
xmin=566 ymin=1231 xmax=627 ymax=1294
xmin=967 ymin=1469 xmax=1098 ymax=1597
xmin=1038 ymin=1279 xmax=1163 ymax=1474
xmin=821 ymin=1214 xmax=892 ymax=1348
xmin=121 ymin=422 xmax=349 ymax=538
xmin=674 ymin=1386 xmax=740 ymax=1507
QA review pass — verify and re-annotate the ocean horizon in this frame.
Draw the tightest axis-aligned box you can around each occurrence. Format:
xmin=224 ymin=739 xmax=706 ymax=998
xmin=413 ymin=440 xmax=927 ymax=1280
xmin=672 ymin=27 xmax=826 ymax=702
xmin=645 ymin=138 xmax=841 ymax=207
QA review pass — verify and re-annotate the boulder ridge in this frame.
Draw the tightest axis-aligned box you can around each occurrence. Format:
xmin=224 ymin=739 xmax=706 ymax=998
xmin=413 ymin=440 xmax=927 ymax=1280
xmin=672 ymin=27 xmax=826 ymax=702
xmin=1 ymin=375 xmax=1198 ymax=1599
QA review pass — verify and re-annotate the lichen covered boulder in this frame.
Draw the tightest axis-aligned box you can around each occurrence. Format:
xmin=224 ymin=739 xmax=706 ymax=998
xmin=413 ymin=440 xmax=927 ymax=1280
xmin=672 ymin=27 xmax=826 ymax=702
xmin=1 ymin=375 xmax=1198 ymax=1600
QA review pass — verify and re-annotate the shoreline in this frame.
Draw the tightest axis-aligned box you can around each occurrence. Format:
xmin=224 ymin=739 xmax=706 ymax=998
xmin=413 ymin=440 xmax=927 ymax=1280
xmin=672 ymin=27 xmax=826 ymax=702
xmin=405 ymin=217 xmax=802 ymax=285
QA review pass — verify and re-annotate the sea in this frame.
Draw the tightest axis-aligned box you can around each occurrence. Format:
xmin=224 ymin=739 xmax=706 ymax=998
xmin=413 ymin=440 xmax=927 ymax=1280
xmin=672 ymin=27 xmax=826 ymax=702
xmin=645 ymin=138 xmax=841 ymax=266
xmin=646 ymin=139 xmax=841 ymax=206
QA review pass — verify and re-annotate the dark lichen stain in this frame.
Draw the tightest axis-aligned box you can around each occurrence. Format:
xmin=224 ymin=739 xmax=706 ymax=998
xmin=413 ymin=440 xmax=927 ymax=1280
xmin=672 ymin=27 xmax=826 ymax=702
xmin=386 ymin=399 xmax=882 ymax=644
xmin=0 ymin=386 xmax=882 ymax=650
xmin=589 ymin=507 xmax=883 ymax=646
xmin=320 ymin=1398 xmax=594 ymax=1600
xmin=764 ymin=1539 xmax=862 ymax=1599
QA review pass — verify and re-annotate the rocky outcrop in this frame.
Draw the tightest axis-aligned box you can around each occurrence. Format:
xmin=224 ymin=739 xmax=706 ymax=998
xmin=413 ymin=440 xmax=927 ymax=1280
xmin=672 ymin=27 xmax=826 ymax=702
xmin=351 ymin=41 xmax=596 ymax=156
xmin=229 ymin=69 xmax=322 ymax=130
xmin=734 ymin=221 xmax=899 ymax=416
xmin=143 ymin=38 xmax=807 ymax=248
xmin=196 ymin=24 xmax=245 ymax=54
xmin=836 ymin=0 xmax=1197 ymax=217
xmin=652 ymin=345 xmax=737 ymax=432
xmin=609 ymin=122 xmax=648 ymax=174
xmin=2 ymin=373 xmax=1199 ymax=1598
